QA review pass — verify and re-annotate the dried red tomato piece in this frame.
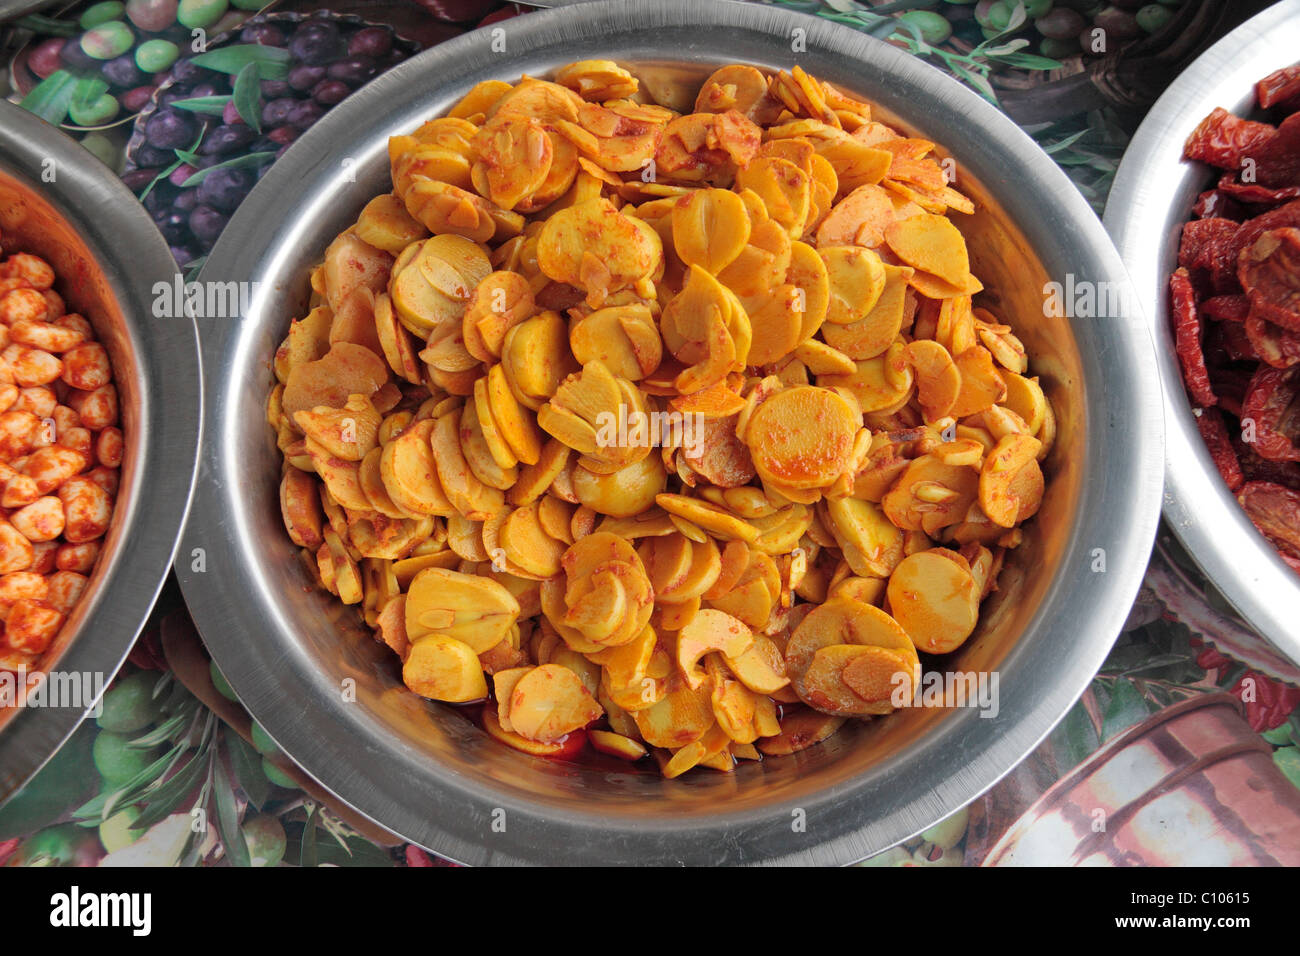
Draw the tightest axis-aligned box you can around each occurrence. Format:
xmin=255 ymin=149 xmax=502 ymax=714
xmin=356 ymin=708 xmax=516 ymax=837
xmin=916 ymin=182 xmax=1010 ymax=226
xmin=1171 ymin=267 xmax=1218 ymax=407
xmin=1201 ymin=293 xmax=1251 ymax=321
xmin=1258 ymin=64 xmax=1300 ymax=111
xmin=1184 ymin=107 xmax=1276 ymax=169
xmin=1244 ymin=312 xmax=1300 ymax=368
xmin=1237 ymin=481 xmax=1300 ymax=560
xmin=1211 ymin=365 xmax=1255 ymax=415
xmin=1254 ymin=113 xmax=1300 ymax=189
xmin=1238 ymin=227 xmax=1300 ymax=332
xmin=1207 ymin=320 xmax=1256 ymax=365
xmin=1226 ymin=199 xmax=1300 ymax=272
xmin=1241 ymin=365 xmax=1300 ymax=461
xmin=1216 ymin=172 xmax=1300 ymax=204
xmin=1195 ymin=408 xmax=1245 ymax=491
xmin=1235 ymin=438 xmax=1300 ymax=491
xmin=1193 ymin=188 xmax=1245 ymax=222
xmin=1179 ymin=217 xmax=1238 ymax=269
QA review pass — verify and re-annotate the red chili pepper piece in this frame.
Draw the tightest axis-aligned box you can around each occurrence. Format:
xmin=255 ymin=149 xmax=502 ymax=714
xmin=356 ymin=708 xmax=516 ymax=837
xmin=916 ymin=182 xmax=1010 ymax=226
xmin=1184 ymin=107 xmax=1277 ymax=169
xmin=1238 ymin=482 xmax=1300 ymax=561
xmin=1241 ymin=366 xmax=1300 ymax=461
xmin=1258 ymin=64 xmax=1300 ymax=111
xmin=1196 ymin=408 xmax=1245 ymax=491
xmin=1171 ymin=267 xmax=1218 ymax=407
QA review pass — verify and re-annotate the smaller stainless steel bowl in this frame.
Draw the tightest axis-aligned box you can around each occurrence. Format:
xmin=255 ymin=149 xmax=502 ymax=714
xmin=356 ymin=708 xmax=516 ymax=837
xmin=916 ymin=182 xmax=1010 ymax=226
xmin=1105 ymin=0 xmax=1300 ymax=665
xmin=0 ymin=101 xmax=203 ymax=802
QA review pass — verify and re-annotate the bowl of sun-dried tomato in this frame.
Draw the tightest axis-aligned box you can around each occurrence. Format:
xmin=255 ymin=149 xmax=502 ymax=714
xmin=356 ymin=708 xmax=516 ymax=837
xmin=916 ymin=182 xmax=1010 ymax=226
xmin=1107 ymin=0 xmax=1300 ymax=664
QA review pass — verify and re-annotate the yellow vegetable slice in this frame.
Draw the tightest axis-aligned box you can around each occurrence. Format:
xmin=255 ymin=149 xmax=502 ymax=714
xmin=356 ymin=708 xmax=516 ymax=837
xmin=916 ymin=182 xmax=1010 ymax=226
xmin=403 ymin=635 xmax=489 ymax=702
xmin=886 ymin=549 xmax=979 ymax=654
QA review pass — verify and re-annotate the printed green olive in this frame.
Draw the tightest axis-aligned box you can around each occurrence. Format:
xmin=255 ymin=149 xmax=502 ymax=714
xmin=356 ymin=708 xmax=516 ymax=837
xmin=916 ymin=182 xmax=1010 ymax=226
xmin=68 ymin=93 xmax=121 ymax=126
xmin=97 ymin=669 xmax=161 ymax=734
xmin=261 ymin=756 xmax=299 ymax=789
xmin=241 ymin=815 xmax=287 ymax=867
xmin=92 ymin=730 xmax=160 ymax=784
xmin=135 ymin=38 xmax=180 ymax=73
xmin=177 ymin=0 xmax=230 ymax=30
xmin=898 ymin=11 xmax=953 ymax=44
xmin=80 ymin=21 xmax=135 ymax=60
xmin=79 ymin=2 xmax=126 ymax=30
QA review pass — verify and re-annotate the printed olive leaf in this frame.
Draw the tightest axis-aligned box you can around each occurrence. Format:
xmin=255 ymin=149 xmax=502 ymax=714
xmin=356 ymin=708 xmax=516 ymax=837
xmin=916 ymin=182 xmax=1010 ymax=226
xmin=184 ymin=256 xmax=208 ymax=284
xmin=225 ymin=731 xmax=272 ymax=811
xmin=232 ymin=61 xmax=262 ymax=132
xmin=73 ymin=741 xmax=188 ymax=822
xmin=1100 ymin=677 xmax=1153 ymax=743
xmin=212 ymin=753 xmax=250 ymax=867
xmin=1049 ymin=698 xmax=1100 ymax=772
xmin=19 ymin=69 xmax=77 ymax=124
xmin=313 ymin=833 xmax=397 ymax=867
xmin=994 ymin=51 xmax=1065 ymax=70
xmin=69 ymin=76 xmax=109 ymax=114
xmin=170 ymin=94 xmax=235 ymax=116
xmin=181 ymin=151 xmax=277 ymax=187
xmin=299 ymin=804 xmax=319 ymax=867
xmin=189 ymin=43 xmax=291 ymax=80
xmin=1275 ymin=747 xmax=1300 ymax=790
xmin=128 ymin=750 xmax=208 ymax=830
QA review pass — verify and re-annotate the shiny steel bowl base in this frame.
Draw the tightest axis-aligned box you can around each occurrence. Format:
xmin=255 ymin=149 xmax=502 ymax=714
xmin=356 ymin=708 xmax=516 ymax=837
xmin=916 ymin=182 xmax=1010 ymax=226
xmin=182 ymin=0 xmax=1162 ymax=865
xmin=0 ymin=101 xmax=202 ymax=801
xmin=1105 ymin=0 xmax=1300 ymax=666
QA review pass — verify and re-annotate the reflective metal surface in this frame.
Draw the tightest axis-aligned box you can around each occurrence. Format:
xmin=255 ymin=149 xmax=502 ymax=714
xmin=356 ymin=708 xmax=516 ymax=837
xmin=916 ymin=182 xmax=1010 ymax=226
xmin=182 ymin=0 xmax=1162 ymax=865
xmin=1105 ymin=0 xmax=1300 ymax=666
xmin=0 ymin=101 xmax=203 ymax=801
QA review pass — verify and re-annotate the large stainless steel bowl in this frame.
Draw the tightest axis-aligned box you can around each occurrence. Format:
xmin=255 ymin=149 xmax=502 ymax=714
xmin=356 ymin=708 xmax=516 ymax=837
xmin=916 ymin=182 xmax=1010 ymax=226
xmin=0 ymin=101 xmax=202 ymax=801
xmin=180 ymin=0 xmax=1163 ymax=865
xmin=1105 ymin=0 xmax=1300 ymax=665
